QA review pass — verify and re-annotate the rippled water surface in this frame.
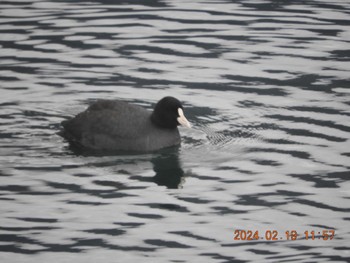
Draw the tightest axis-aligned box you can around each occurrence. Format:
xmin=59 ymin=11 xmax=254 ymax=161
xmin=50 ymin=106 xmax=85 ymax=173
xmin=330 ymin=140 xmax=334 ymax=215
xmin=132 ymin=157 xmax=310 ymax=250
xmin=1 ymin=0 xmax=350 ymax=262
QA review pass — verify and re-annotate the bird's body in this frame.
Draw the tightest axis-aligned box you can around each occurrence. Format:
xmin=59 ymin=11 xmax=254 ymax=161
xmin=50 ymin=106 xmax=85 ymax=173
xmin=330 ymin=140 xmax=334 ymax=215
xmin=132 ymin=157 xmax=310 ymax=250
xmin=61 ymin=97 xmax=189 ymax=152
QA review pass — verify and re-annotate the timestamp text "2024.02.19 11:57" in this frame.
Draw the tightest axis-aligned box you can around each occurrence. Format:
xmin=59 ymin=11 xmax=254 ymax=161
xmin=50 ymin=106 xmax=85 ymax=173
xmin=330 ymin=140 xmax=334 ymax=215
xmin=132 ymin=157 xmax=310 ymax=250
xmin=233 ymin=230 xmax=335 ymax=241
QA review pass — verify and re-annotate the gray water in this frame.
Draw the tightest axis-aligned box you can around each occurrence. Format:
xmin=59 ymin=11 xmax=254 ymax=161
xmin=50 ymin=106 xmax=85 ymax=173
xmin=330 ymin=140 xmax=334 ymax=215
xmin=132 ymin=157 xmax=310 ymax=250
xmin=1 ymin=0 xmax=350 ymax=262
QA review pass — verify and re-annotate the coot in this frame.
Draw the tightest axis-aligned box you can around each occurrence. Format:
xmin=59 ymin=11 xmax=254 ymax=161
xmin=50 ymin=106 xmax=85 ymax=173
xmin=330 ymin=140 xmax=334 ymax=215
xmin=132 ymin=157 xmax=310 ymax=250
xmin=61 ymin=96 xmax=191 ymax=152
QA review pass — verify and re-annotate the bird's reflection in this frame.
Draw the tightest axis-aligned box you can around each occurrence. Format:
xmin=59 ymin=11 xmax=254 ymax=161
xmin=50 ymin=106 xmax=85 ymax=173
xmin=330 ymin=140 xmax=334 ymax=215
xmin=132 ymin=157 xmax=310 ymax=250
xmin=63 ymin=140 xmax=186 ymax=189
xmin=151 ymin=148 xmax=185 ymax=189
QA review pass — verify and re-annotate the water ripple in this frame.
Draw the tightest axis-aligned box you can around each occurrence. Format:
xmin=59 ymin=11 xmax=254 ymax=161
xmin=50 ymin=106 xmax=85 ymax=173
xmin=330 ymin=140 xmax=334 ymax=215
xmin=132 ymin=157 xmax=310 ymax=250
xmin=1 ymin=0 xmax=350 ymax=262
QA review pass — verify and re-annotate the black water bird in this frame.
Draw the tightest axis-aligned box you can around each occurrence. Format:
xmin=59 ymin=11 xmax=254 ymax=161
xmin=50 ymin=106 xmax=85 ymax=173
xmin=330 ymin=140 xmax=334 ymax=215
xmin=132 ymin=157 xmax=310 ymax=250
xmin=61 ymin=96 xmax=191 ymax=152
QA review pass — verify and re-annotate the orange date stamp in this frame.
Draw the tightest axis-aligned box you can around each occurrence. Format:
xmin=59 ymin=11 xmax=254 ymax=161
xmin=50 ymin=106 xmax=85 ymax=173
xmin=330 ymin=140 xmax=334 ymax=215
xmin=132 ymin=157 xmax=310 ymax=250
xmin=233 ymin=229 xmax=335 ymax=241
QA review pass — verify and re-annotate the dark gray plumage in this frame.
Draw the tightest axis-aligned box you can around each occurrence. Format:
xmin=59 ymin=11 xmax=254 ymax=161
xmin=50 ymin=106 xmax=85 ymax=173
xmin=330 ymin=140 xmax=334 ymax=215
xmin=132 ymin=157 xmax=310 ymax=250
xmin=61 ymin=97 xmax=190 ymax=152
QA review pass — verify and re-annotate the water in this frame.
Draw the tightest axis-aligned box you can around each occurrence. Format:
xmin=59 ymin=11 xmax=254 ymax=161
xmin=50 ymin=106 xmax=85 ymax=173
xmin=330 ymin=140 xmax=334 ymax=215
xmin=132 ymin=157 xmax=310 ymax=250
xmin=1 ymin=0 xmax=349 ymax=262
